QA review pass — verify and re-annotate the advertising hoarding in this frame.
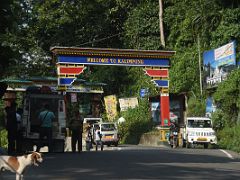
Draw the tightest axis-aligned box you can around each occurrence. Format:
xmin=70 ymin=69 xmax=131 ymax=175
xmin=104 ymin=95 xmax=118 ymax=121
xmin=206 ymin=96 xmax=216 ymax=118
xmin=203 ymin=41 xmax=236 ymax=88
xmin=119 ymin=97 xmax=138 ymax=111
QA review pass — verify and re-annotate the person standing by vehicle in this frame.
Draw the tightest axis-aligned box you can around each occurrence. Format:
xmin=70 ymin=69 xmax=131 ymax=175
xmin=169 ymin=121 xmax=179 ymax=148
xmin=36 ymin=104 xmax=55 ymax=153
xmin=95 ymin=126 xmax=103 ymax=151
xmin=5 ymin=102 xmax=17 ymax=155
xmin=85 ymin=124 xmax=92 ymax=151
xmin=16 ymin=107 xmax=23 ymax=153
xmin=69 ymin=110 xmax=83 ymax=153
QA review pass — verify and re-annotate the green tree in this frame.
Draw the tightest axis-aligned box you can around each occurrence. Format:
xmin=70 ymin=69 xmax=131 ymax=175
xmin=187 ymin=96 xmax=206 ymax=117
xmin=211 ymin=8 xmax=240 ymax=48
xmin=123 ymin=0 xmax=162 ymax=50
xmin=0 ymin=0 xmax=21 ymax=77
xmin=213 ymin=69 xmax=240 ymax=125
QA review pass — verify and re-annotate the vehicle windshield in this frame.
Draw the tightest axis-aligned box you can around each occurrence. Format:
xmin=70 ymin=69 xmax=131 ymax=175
xmin=101 ymin=124 xmax=116 ymax=131
xmin=187 ymin=119 xmax=212 ymax=128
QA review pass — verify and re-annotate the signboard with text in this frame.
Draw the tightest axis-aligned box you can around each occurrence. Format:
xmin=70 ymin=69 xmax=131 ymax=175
xmin=203 ymin=41 xmax=236 ymax=88
xmin=58 ymin=56 xmax=170 ymax=67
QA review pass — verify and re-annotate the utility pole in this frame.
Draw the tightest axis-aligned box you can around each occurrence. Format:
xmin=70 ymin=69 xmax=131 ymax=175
xmin=159 ymin=0 xmax=165 ymax=48
xmin=198 ymin=34 xmax=203 ymax=96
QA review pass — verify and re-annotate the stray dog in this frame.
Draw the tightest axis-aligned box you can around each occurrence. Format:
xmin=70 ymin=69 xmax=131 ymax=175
xmin=0 ymin=152 xmax=43 ymax=180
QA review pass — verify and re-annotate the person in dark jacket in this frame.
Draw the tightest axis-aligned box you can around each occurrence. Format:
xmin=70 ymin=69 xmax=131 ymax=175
xmin=16 ymin=107 xmax=23 ymax=153
xmin=5 ymin=102 xmax=17 ymax=155
xmin=69 ymin=110 xmax=83 ymax=153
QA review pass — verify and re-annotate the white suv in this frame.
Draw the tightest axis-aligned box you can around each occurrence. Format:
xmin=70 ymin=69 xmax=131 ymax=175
xmin=183 ymin=117 xmax=217 ymax=148
xmin=93 ymin=122 xmax=119 ymax=147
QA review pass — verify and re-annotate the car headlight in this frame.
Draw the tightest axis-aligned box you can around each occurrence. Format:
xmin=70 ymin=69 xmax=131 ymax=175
xmin=209 ymin=132 xmax=216 ymax=136
xmin=188 ymin=131 xmax=195 ymax=136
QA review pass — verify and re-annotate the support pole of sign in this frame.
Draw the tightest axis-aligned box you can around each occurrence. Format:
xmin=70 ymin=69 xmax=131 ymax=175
xmin=160 ymin=88 xmax=170 ymax=126
xmin=198 ymin=34 xmax=203 ymax=96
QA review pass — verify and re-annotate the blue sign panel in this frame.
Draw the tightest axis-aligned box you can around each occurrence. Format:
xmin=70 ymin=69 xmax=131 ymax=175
xmin=58 ymin=56 xmax=170 ymax=67
xmin=140 ymin=88 xmax=149 ymax=98
xmin=152 ymin=80 xmax=169 ymax=87
xmin=59 ymin=78 xmax=76 ymax=85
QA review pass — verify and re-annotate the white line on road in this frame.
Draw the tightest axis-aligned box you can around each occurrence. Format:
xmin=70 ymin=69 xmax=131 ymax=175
xmin=219 ymin=149 xmax=234 ymax=159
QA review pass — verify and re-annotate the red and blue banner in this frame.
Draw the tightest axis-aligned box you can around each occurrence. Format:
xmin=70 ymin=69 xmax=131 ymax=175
xmin=57 ymin=65 xmax=86 ymax=86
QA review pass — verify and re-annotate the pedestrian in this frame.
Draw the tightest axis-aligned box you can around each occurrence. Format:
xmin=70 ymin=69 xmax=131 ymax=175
xmin=5 ymin=102 xmax=17 ymax=155
xmin=69 ymin=110 xmax=83 ymax=153
xmin=85 ymin=124 xmax=92 ymax=151
xmin=36 ymin=103 xmax=55 ymax=153
xmin=95 ymin=126 xmax=103 ymax=151
xmin=16 ymin=107 xmax=23 ymax=154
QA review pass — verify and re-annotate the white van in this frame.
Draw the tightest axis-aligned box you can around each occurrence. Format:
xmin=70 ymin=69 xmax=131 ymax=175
xmin=93 ymin=122 xmax=119 ymax=147
xmin=183 ymin=117 xmax=217 ymax=148
xmin=83 ymin=118 xmax=102 ymax=125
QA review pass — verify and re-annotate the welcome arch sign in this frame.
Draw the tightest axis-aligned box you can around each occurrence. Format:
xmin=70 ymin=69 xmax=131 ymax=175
xmin=51 ymin=47 xmax=175 ymax=126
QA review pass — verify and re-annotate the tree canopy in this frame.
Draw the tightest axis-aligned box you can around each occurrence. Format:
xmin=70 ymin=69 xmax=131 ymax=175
xmin=0 ymin=0 xmax=239 ymax=99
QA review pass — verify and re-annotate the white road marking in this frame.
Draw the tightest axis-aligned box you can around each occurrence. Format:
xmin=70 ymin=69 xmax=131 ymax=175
xmin=219 ymin=149 xmax=234 ymax=159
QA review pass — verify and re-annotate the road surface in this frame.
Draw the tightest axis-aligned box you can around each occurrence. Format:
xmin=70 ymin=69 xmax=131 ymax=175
xmin=1 ymin=145 xmax=240 ymax=180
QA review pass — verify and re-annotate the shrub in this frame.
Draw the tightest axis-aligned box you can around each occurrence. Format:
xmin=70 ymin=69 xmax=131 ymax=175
xmin=187 ymin=96 xmax=206 ymax=117
xmin=217 ymin=125 xmax=240 ymax=153
xmin=0 ymin=129 xmax=8 ymax=148
xmin=118 ymin=99 xmax=153 ymax=144
xmin=211 ymin=109 xmax=229 ymax=131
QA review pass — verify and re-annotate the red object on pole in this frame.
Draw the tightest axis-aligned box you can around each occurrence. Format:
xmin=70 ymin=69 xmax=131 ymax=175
xmin=59 ymin=67 xmax=85 ymax=75
xmin=160 ymin=93 xmax=170 ymax=126
xmin=145 ymin=69 xmax=168 ymax=77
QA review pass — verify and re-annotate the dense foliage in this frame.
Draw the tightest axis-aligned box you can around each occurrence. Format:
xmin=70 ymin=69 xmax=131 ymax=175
xmin=0 ymin=0 xmax=240 ymax=148
xmin=186 ymin=96 xmax=206 ymax=117
xmin=118 ymin=99 xmax=153 ymax=144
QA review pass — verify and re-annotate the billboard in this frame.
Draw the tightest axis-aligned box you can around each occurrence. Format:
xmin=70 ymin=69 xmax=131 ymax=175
xmin=119 ymin=97 xmax=138 ymax=111
xmin=203 ymin=41 xmax=236 ymax=88
xmin=206 ymin=96 xmax=216 ymax=118
xmin=104 ymin=95 xmax=118 ymax=121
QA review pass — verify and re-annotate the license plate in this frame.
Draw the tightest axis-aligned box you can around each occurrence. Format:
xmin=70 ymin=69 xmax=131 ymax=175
xmin=197 ymin=137 xmax=207 ymax=141
xmin=105 ymin=136 xmax=113 ymax=139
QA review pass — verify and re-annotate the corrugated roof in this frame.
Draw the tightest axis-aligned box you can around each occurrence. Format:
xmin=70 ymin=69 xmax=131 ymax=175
xmin=0 ymin=79 xmax=33 ymax=84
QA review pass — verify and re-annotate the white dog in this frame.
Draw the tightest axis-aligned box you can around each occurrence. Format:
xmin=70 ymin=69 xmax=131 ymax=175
xmin=0 ymin=152 xmax=43 ymax=180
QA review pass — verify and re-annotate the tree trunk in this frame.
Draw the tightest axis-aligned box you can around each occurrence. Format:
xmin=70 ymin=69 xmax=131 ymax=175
xmin=159 ymin=0 xmax=165 ymax=48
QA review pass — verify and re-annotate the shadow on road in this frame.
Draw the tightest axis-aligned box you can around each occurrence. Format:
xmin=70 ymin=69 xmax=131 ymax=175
xmin=1 ymin=146 xmax=240 ymax=180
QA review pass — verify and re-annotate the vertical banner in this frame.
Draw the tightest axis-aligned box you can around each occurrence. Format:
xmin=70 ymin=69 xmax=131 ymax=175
xmin=104 ymin=95 xmax=118 ymax=121
xmin=206 ymin=96 xmax=216 ymax=118
xmin=70 ymin=93 xmax=77 ymax=103
xmin=160 ymin=94 xmax=170 ymax=126
xmin=151 ymin=102 xmax=160 ymax=123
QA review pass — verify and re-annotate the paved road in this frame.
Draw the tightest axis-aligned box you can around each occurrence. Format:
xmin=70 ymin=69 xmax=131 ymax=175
xmin=1 ymin=145 xmax=240 ymax=180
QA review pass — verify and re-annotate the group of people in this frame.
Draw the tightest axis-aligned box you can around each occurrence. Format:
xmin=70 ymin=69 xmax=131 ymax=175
xmin=4 ymin=101 xmax=103 ymax=154
xmin=85 ymin=124 xmax=103 ymax=151
xmin=68 ymin=110 xmax=103 ymax=152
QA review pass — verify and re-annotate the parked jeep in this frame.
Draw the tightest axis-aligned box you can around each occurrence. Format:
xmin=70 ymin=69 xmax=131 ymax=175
xmin=183 ymin=117 xmax=217 ymax=149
